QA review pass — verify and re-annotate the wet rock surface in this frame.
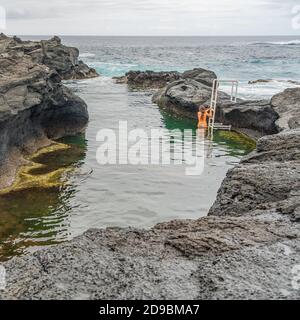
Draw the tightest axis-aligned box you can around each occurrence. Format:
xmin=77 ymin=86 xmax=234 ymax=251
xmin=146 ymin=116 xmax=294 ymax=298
xmin=0 ymin=34 xmax=91 ymax=188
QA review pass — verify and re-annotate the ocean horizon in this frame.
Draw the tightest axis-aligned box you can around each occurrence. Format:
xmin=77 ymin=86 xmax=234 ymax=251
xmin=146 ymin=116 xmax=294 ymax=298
xmin=30 ymin=34 xmax=300 ymax=100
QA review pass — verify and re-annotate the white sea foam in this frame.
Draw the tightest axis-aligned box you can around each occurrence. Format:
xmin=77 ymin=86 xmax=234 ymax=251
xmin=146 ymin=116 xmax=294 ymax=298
xmin=89 ymin=62 xmax=139 ymax=77
xmin=92 ymin=62 xmax=137 ymax=68
xmin=79 ymin=52 xmax=96 ymax=58
xmin=220 ymin=80 xmax=300 ymax=100
xmin=251 ymin=40 xmax=300 ymax=46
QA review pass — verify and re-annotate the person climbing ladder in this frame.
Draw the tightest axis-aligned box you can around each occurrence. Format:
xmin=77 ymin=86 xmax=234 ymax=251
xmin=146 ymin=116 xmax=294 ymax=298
xmin=197 ymin=106 xmax=213 ymax=129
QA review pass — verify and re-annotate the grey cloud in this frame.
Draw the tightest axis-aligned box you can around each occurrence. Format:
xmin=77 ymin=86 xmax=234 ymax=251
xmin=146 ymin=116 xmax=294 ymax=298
xmin=2 ymin=0 xmax=299 ymax=35
xmin=6 ymin=8 xmax=61 ymax=20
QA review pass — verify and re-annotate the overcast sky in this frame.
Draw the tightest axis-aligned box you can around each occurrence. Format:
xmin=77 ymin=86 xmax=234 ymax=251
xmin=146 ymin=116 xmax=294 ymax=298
xmin=1 ymin=0 xmax=300 ymax=36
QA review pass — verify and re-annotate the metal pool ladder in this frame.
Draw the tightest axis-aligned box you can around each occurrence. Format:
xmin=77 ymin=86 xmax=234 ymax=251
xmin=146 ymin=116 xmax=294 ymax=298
xmin=208 ymin=79 xmax=239 ymax=133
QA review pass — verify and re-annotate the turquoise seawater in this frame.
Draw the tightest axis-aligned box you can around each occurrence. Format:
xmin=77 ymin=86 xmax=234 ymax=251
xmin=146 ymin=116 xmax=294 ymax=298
xmin=62 ymin=35 xmax=300 ymax=99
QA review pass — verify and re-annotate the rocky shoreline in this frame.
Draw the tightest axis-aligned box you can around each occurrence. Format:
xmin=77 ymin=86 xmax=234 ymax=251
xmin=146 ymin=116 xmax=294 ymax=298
xmin=1 ymin=126 xmax=299 ymax=299
xmin=117 ymin=69 xmax=300 ymax=140
xmin=0 ymin=48 xmax=300 ymax=299
xmin=0 ymin=34 xmax=98 ymax=189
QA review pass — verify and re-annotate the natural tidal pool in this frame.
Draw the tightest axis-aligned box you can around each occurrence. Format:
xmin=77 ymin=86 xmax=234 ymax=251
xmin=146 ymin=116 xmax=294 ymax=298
xmin=0 ymin=78 xmax=255 ymax=261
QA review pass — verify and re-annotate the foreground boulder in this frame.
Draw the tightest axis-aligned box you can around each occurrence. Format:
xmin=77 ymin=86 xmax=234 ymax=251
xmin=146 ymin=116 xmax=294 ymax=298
xmin=1 ymin=216 xmax=299 ymax=300
xmin=0 ymin=35 xmax=90 ymax=188
xmin=1 ymin=211 xmax=299 ymax=299
xmin=1 ymin=128 xmax=300 ymax=300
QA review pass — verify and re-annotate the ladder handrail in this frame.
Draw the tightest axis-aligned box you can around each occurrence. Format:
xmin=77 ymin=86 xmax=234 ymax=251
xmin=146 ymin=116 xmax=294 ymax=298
xmin=208 ymin=79 xmax=239 ymax=135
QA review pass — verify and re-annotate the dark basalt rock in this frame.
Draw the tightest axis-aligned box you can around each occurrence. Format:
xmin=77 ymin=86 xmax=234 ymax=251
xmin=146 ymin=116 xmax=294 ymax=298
xmin=153 ymin=78 xmax=231 ymax=119
xmin=116 ymin=70 xmax=181 ymax=89
xmin=115 ymin=68 xmax=217 ymax=90
xmin=0 ymin=35 xmax=90 ymax=188
xmin=153 ymin=75 xmax=281 ymax=139
xmin=271 ymin=87 xmax=300 ymax=130
xmin=209 ymin=129 xmax=300 ymax=221
xmin=217 ymin=100 xmax=279 ymax=137
xmin=181 ymin=68 xmax=217 ymax=86
xmin=248 ymin=79 xmax=273 ymax=84
xmin=249 ymin=79 xmax=300 ymax=86
xmin=0 ymin=35 xmax=99 ymax=80
xmin=1 ymin=209 xmax=299 ymax=299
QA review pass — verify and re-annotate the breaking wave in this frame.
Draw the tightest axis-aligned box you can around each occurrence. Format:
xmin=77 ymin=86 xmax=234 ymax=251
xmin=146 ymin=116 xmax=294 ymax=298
xmin=251 ymin=40 xmax=300 ymax=46
xmin=79 ymin=52 xmax=96 ymax=58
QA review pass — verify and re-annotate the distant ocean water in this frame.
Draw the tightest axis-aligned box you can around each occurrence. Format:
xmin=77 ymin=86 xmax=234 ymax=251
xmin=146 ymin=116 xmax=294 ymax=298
xmin=55 ymin=35 xmax=300 ymax=100
xmin=22 ymin=35 xmax=300 ymax=99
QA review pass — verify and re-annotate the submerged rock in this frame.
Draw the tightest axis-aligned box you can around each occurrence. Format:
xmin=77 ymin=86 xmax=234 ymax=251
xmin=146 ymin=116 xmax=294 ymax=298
xmin=0 ymin=35 xmax=90 ymax=188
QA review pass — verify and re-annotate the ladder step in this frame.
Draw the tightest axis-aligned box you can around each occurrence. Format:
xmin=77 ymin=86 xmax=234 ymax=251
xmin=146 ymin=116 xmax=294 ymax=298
xmin=213 ymin=124 xmax=232 ymax=130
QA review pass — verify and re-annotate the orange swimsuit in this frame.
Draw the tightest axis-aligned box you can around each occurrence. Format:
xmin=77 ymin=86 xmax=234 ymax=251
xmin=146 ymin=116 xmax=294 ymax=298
xmin=197 ymin=109 xmax=213 ymax=128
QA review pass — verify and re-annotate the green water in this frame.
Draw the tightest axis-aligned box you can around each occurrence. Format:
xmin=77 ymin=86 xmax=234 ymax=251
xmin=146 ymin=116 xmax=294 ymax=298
xmin=0 ymin=78 xmax=255 ymax=261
